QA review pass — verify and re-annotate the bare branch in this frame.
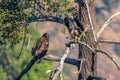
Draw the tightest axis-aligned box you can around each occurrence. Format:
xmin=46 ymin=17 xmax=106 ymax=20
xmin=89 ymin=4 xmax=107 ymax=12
xmin=84 ymin=0 xmax=97 ymax=42
xmin=43 ymin=54 xmax=80 ymax=66
xmin=78 ymin=41 xmax=95 ymax=52
xmin=27 ymin=16 xmax=63 ymax=24
xmin=49 ymin=45 xmax=70 ymax=80
xmin=78 ymin=41 xmax=120 ymax=71
xmin=96 ymin=50 xmax=120 ymax=70
xmin=98 ymin=39 xmax=120 ymax=44
xmin=97 ymin=11 xmax=120 ymax=38
xmin=87 ymin=75 xmax=106 ymax=80
xmin=78 ymin=59 xmax=84 ymax=73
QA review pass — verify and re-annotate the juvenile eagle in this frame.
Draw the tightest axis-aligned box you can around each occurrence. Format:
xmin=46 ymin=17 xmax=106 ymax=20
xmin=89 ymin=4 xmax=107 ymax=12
xmin=32 ymin=33 xmax=49 ymax=63
xmin=64 ymin=14 xmax=85 ymax=42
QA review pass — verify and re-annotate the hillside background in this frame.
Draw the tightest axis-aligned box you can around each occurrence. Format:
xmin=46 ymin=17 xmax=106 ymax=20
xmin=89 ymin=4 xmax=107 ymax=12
xmin=0 ymin=0 xmax=120 ymax=80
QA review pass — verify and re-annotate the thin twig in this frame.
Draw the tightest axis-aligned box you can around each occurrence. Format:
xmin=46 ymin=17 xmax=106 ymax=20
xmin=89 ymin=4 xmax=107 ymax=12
xmin=78 ymin=41 xmax=120 ymax=71
xmin=96 ymin=50 xmax=120 ymax=70
xmin=98 ymin=39 xmax=120 ymax=44
xmin=97 ymin=11 xmax=120 ymax=38
xmin=78 ymin=41 xmax=95 ymax=52
xmin=84 ymin=0 xmax=97 ymax=42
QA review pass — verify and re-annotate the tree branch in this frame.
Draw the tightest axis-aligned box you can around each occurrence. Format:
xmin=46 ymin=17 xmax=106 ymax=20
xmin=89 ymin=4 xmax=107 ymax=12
xmin=98 ymin=39 xmax=120 ymax=44
xmin=78 ymin=41 xmax=120 ymax=71
xmin=84 ymin=0 xmax=97 ymax=42
xmin=97 ymin=11 xmax=120 ymax=38
xmin=87 ymin=75 xmax=106 ymax=80
xmin=49 ymin=44 xmax=70 ymax=80
xmin=96 ymin=50 xmax=120 ymax=70
xmin=43 ymin=54 xmax=80 ymax=66
xmin=27 ymin=16 xmax=63 ymax=24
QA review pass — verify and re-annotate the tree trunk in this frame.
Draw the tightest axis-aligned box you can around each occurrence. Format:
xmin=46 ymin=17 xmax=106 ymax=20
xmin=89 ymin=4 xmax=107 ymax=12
xmin=77 ymin=0 xmax=97 ymax=79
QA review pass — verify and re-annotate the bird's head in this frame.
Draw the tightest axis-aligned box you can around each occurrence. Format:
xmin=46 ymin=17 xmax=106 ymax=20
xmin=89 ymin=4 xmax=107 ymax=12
xmin=43 ymin=33 xmax=49 ymax=38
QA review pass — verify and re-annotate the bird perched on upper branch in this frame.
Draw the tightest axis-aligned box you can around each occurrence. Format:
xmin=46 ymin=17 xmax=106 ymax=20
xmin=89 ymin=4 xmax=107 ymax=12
xmin=16 ymin=33 xmax=49 ymax=80
xmin=32 ymin=33 xmax=49 ymax=63
xmin=64 ymin=13 xmax=86 ymax=42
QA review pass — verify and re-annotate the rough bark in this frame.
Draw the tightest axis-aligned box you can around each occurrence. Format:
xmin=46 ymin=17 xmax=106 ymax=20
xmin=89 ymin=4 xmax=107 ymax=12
xmin=77 ymin=0 xmax=97 ymax=79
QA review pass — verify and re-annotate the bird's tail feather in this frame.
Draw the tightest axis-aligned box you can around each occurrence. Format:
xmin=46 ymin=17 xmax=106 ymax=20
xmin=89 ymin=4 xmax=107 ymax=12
xmin=16 ymin=57 xmax=36 ymax=80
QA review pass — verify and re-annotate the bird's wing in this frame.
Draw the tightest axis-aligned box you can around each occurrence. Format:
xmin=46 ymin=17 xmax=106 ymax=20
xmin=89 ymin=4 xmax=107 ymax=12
xmin=74 ymin=17 xmax=84 ymax=31
xmin=35 ymin=37 xmax=49 ymax=56
xmin=64 ymin=17 xmax=70 ymax=29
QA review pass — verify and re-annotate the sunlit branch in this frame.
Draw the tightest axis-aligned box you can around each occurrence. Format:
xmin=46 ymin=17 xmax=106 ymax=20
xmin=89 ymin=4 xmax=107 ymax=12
xmin=98 ymin=39 xmax=120 ymax=44
xmin=49 ymin=45 xmax=70 ymax=80
xmin=84 ymin=0 xmax=97 ymax=42
xmin=97 ymin=11 xmax=120 ymax=38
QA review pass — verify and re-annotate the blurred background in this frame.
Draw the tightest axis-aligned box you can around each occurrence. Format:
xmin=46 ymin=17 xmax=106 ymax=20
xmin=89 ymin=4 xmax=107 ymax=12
xmin=0 ymin=0 xmax=120 ymax=80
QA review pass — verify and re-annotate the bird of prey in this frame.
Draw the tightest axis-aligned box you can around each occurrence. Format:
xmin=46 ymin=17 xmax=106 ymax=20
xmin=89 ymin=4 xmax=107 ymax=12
xmin=64 ymin=14 xmax=85 ymax=42
xmin=32 ymin=33 xmax=49 ymax=63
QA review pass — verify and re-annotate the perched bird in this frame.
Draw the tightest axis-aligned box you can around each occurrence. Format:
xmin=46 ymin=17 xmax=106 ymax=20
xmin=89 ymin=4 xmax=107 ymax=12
xmin=32 ymin=33 xmax=49 ymax=63
xmin=64 ymin=14 xmax=71 ymax=33
xmin=64 ymin=14 xmax=85 ymax=42
xmin=73 ymin=17 xmax=85 ymax=32
xmin=16 ymin=33 xmax=49 ymax=80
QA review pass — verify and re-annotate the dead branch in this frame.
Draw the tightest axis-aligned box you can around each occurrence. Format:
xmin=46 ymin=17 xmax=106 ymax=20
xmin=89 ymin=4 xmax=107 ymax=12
xmin=97 ymin=11 xmax=120 ymax=38
xmin=96 ymin=50 xmax=120 ymax=70
xmin=78 ymin=59 xmax=84 ymax=73
xmin=49 ymin=44 xmax=70 ymax=80
xmin=78 ymin=41 xmax=95 ymax=52
xmin=43 ymin=54 xmax=80 ymax=66
xmin=78 ymin=41 xmax=120 ymax=71
xmin=87 ymin=75 xmax=106 ymax=80
xmin=84 ymin=0 xmax=97 ymax=42
xmin=98 ymin=39 xmax=120 ymax=44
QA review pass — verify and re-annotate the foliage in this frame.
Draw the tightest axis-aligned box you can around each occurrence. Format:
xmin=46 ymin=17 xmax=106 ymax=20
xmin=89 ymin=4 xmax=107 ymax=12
xmin=0 ymin=0 xmax=33 ymax=44
xmin=0 ymin=0 xmax=76 ymax=44
xmin=0 ymin=65 xmax=7 ymax=80
xmin=0 ymin=0 xmax=76 ymax=79
xmin=0 ymin=25 xmax=52 ymax=80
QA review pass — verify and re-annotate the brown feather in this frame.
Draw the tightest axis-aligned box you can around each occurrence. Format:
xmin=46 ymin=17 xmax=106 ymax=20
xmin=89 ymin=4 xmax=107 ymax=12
xmin=33 ymin=33 xmax=49 ymax=60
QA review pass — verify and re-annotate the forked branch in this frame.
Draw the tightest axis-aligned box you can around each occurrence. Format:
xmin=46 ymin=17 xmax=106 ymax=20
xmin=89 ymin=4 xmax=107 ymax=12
xmin=49 ymin=43 xmax=70 ymax=80
xmin=78 ymin=41 xmax=120 ymax=71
